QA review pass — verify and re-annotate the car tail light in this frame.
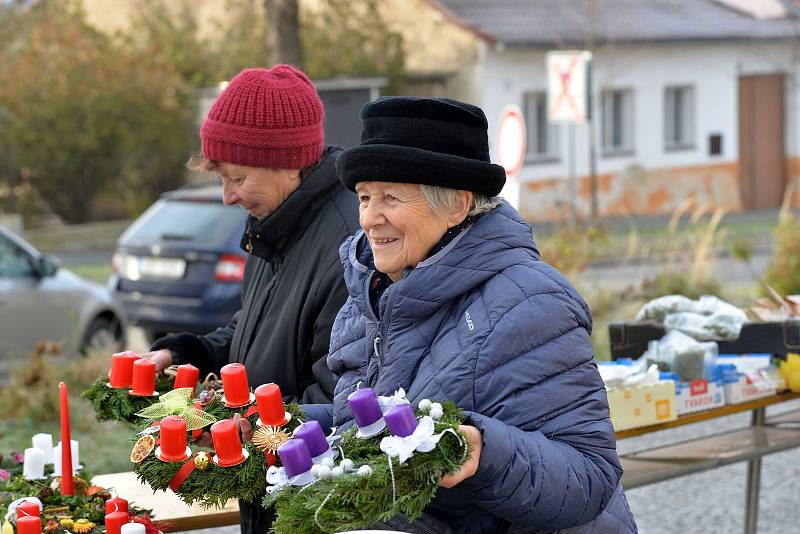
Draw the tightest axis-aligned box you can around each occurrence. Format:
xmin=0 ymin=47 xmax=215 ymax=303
xmin=214 ymin=254 xmax=246 ymax=282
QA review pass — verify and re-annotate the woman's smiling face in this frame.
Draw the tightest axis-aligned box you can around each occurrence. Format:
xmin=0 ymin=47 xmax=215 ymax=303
xmin=356 ymin=181 xmax=467 ymax=281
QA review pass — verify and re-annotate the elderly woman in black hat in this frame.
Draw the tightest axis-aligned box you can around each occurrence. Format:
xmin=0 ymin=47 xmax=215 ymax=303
xmin=309 ymin=96 xmax=638 ymax=533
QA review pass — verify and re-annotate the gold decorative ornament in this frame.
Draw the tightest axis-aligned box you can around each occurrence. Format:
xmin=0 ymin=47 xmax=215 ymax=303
xmin=193 ymin=451 xmax=211 ymax=471
xmin=252 ymin=425 xmax=290 ymax=454
xmin=130 ymin=434 xmax=156 ymax=463
xmin=71 ymin=519 xmax=96 ymax=533
xmin=59 ymin=518 xmax=74 ymax=529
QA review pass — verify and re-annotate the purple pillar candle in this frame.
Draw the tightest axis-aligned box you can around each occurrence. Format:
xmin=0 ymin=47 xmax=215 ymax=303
xmin=347 ymin=388 xmax=383 ymax=428
xmin=293 ymin=421 xmax=330 ymax=458
xmin=384 ymin=404 xmax=418 ymax=437
xmin=278 ymin=439 xmax=313 ymax=479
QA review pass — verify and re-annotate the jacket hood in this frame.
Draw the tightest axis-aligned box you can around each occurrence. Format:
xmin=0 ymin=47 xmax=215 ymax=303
xmin=338 ymin=200 xmax=542 ymax=320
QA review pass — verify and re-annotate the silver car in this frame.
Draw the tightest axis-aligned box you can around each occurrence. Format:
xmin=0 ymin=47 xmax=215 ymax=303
xmin=0 ymin=225 xmax=126 ymax=362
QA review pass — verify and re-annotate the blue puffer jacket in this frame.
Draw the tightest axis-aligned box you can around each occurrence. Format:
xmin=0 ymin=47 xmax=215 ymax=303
xmin=324 ymin=201 xmax=637 ymax=533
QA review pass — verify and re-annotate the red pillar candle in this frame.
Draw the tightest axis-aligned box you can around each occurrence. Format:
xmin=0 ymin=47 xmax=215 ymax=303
xmin=131 ymin=359 xmax=156 ymax=396
xmin=16 ymin=516 xmax=41 ymax=534
xmin=109 ymin=352 xmax=139 ymax=388
xmin=157 ymin=416 xmax=189 ymax=462
xmin=58 ymin=382 xmax=74 ymax=496
xmin=16 ymin=500 xmax=40 ymax=518
xmin=104 ymin=511 xmax=129 ymax=534
xmin=220 ymin=363 xmax=251 ymax=407
xmin=173 ymin=364 xmax=200 ymax=391
xmin=210 ymin=419 xmax=245 ymax=467
xmin=105 ymin=496 xmax=128 ymax=515
xmin=255 ymin=383 xmax=287 ymax=426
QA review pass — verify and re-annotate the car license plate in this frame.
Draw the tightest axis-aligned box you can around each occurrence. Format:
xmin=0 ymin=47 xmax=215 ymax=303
xmin=121 ymin=256 xmax=186 ymax=280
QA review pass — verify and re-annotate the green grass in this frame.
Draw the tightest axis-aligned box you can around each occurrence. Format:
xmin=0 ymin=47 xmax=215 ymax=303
xmin=69 ymin=263 xmax=113 ymax=284
xmin=0 ymin=351 xmax=134 ymax=475
xmin=0 ymin=418 xmax=133 ymax=475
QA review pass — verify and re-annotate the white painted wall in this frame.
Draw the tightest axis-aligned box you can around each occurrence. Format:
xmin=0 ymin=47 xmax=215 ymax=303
xmin=480 ymin=40 xmax=800 ymax=184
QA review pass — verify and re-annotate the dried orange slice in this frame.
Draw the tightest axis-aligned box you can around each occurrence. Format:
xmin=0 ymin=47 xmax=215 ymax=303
xmin=130 ymin=434 xmax=156 ymax=463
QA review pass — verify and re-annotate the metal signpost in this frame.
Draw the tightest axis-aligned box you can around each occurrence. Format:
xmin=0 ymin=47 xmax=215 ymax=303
xmin=547 ymin=50 xmax=592 ymax=223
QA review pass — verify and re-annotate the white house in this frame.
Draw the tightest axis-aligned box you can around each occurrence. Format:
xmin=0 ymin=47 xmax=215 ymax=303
xmin=428 ymin=0 xmax=800 ymax=222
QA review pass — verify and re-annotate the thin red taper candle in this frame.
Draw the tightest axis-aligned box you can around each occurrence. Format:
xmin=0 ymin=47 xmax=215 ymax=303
xmin=59 ymin=382 xmax=74 ymax=496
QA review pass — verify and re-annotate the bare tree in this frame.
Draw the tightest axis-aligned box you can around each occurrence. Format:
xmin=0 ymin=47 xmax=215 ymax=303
xmin=263 ymin=0 xmax=303 ymax=68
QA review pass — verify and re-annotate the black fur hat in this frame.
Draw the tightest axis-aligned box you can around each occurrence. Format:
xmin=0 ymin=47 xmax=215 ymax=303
xmin=336 ymin=97 xmax=506 ymax=196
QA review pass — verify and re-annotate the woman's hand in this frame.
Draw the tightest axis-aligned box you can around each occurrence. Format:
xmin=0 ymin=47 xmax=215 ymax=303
xmin=439 ymin=425 xmax=482 ymax=488
xmin=138 ymin=349 xmax=174 ymax=373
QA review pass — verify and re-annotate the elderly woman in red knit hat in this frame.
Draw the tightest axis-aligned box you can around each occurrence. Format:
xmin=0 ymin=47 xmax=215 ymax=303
xmin=139 ymin=65 xmax=359 ymax=533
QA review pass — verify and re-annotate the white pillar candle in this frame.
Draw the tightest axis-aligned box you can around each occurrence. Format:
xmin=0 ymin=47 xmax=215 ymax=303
xmin=32 ymin=433 xmax=54 ymax=464
xmin=53 ymin=440 xmax=79 ymax=475
xmin=120 ymin=523 xmax=146 ymax=534
xmin=22 ymin=448 xmax=45 ymax=480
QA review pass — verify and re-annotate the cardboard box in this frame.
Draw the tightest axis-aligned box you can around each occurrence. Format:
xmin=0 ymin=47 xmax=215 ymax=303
xmin=675 ymin=379 xmax=725 ymax=415
xmin=607 ymin=381 xmax=677 ymax=431
xmin=723 ymin=374 xmax=776 ymax=404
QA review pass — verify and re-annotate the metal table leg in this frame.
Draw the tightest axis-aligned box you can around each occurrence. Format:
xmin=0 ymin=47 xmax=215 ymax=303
xmin=745 ymin=407 xmax=766 ymax=534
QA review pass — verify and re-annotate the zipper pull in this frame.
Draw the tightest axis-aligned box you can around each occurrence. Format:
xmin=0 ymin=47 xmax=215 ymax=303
xmin=245 ymin=231 xmax=253 ymax=253
xmin=373 ymin=336 xmax=382 ymax=360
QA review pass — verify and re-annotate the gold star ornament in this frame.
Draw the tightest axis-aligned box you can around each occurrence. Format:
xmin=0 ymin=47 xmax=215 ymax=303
xmin=252 ymin=426 xmax=290 ymax=454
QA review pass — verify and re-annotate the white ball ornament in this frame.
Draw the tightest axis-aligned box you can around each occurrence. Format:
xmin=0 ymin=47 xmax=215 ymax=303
xmin=317 ymin=465 xmax=333 ymax=480
xmin=321 ymin=457 xmax=335 ymax=468
xmin=340 ymin=458 xmax=355 ymax=472
xmin=429 ymin=403 xmax=444 ymax=420
xmin=332 ymin=466 xmax=344 ymax=477
xmin=310 ymin=465 xmax=322 ymax=477
xmin=357 ymin=465 xmax=373 ymax=477
xmin=418 ymin=399 xmax=432 ymax=411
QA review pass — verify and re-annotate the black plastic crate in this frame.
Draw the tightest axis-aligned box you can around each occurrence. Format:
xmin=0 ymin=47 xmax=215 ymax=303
xmin=608 ymin=319 xmax=800 ymax=360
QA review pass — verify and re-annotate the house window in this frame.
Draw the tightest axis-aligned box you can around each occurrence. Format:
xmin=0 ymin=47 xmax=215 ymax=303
xmin=665 ymin=86 xmax=695 ymax=150
xmin=524 ymin=92 xmax=559 ymax=162
xmin=601 ymin=89 xmax=634 ymax=155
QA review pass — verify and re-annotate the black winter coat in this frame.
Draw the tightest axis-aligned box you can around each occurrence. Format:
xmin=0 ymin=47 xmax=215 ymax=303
xmin=152 ymin=147 xmax=359 ymax=403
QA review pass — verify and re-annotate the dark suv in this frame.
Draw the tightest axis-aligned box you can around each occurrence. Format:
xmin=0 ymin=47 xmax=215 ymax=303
xmin=109 ymin=184 xmax=248 ymax=343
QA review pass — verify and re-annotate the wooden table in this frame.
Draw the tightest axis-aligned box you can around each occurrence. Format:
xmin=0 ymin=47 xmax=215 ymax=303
xmin=90 ymin=472 xmax=240 ymax=532
xmin=617 ymin=391 xmax=800 ymax=534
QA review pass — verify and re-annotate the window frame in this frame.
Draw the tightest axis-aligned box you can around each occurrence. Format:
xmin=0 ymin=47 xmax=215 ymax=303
xmin=664 ymin=85 xmax=696 ymax=152
xmin=523 ymin=91 xmax=560 ymax=164
xmin=601 ymin=88 xmax=636 ymax=157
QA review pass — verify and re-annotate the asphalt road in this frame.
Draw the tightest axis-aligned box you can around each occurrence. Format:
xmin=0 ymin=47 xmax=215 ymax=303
xmin=580 ymin=252 xmax=771 ymax=291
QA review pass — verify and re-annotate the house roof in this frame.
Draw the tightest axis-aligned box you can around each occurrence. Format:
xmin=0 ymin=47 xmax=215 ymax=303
xmin=432 ymin=0 xmax=800 ymax=47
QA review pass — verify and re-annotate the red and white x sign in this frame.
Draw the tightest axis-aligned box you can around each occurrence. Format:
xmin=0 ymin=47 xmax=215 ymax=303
xmin=547 ymin=51 xmax=591 ymax=124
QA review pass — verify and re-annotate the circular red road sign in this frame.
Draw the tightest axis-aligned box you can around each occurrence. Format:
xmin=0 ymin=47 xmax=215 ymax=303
xmin=496 ymin=105 xmax=527 ymax=178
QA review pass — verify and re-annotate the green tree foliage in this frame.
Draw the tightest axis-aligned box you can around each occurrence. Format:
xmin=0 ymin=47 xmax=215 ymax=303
xmin=0 ymin=1 xmax=195 ymax=222
xmin=301 ymin=0 xmax=406 ymax=93
xmin=123 ymin=0 xmax=270 ymax=88
xmin=0 ymin=0 xmax=406 ymax=223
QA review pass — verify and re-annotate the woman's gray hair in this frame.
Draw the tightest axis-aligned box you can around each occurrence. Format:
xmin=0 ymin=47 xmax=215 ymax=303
xmin=419 ymin=184 xmax=502 ymax=218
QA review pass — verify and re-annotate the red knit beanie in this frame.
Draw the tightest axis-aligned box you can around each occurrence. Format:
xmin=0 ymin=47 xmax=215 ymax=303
xmin=200 ymin=65 xmax=324 ymax=169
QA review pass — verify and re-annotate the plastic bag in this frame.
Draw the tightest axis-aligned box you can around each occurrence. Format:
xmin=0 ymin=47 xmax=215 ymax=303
xmin=643 ymin=330 xmax=718 ymax=381
xmin=635 ymin=294 xmax=747 ymax=340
